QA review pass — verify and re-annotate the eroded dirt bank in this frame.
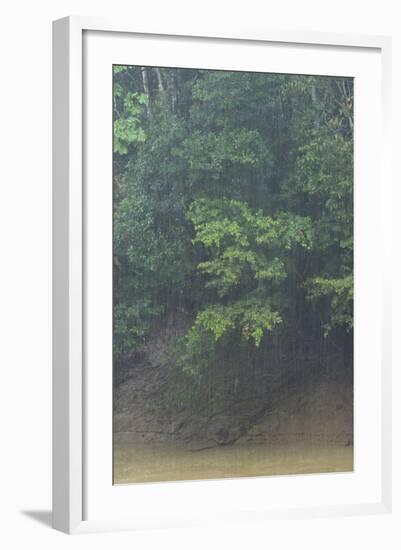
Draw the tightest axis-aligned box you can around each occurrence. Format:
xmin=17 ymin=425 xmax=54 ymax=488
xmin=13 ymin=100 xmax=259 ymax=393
xmin=113 ymin=316 xmax=353 ymax=483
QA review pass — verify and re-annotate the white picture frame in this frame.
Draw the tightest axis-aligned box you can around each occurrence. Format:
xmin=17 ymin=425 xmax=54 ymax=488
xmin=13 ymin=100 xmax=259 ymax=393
xmin=52 ymin=16 xmax=392 ymax=534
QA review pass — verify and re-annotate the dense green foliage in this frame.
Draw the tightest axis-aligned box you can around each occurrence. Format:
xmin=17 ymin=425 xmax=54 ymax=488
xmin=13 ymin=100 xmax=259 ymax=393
xmin=113 ymin=66 xmax=353 ymax=380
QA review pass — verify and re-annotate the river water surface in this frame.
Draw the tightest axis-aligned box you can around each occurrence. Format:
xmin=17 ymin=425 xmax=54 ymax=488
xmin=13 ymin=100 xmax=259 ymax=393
xmin=114 ymin=440 xmax=353 ymax=484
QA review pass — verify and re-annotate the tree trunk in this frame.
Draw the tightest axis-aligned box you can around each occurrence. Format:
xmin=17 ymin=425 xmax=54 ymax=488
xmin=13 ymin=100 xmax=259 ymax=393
xmin=155 ymin=68 xmax=165 ymax=92
xmin=141 ymin=67 xmax=151 ymax=115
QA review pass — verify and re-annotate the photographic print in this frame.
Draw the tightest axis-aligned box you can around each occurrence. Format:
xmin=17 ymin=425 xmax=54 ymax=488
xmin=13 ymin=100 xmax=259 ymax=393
xmin=112 ymin=65 xmax=353 ymax=484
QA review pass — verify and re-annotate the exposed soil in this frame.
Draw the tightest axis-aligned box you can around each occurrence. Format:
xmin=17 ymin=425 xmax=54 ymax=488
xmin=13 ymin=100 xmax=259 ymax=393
xmin=113 ymin=314 xmax=353 ymax=468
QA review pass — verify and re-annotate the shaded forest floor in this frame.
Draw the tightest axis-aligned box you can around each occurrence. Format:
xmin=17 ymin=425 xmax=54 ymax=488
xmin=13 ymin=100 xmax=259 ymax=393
xmin=113 ymin=315 xmax=353 ymax=483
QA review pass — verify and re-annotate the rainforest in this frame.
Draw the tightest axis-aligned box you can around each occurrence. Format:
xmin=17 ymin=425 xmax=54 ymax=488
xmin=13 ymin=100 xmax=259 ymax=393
xmin=112 ymin=66 xmax=353 ymax=483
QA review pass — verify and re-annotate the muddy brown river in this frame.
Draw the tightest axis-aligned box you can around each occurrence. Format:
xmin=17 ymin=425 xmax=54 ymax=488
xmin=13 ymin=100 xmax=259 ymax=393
xmin=114 ymin=440 xmax=353 ymax=484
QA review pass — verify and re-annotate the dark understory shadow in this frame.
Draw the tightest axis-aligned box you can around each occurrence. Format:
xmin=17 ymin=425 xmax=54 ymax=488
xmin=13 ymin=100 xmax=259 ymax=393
xmin=21 ymin=510 xmax=52 ymax=528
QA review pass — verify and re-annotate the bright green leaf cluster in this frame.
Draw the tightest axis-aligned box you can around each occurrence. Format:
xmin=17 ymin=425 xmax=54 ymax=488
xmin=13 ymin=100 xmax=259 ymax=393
xmin=188 ymin=300 xmax=282 ymax=347
xmin=114 ymin=91 xmax=148 ymax=154
xmin=187 ymin=198 xmax=312 ymax=297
